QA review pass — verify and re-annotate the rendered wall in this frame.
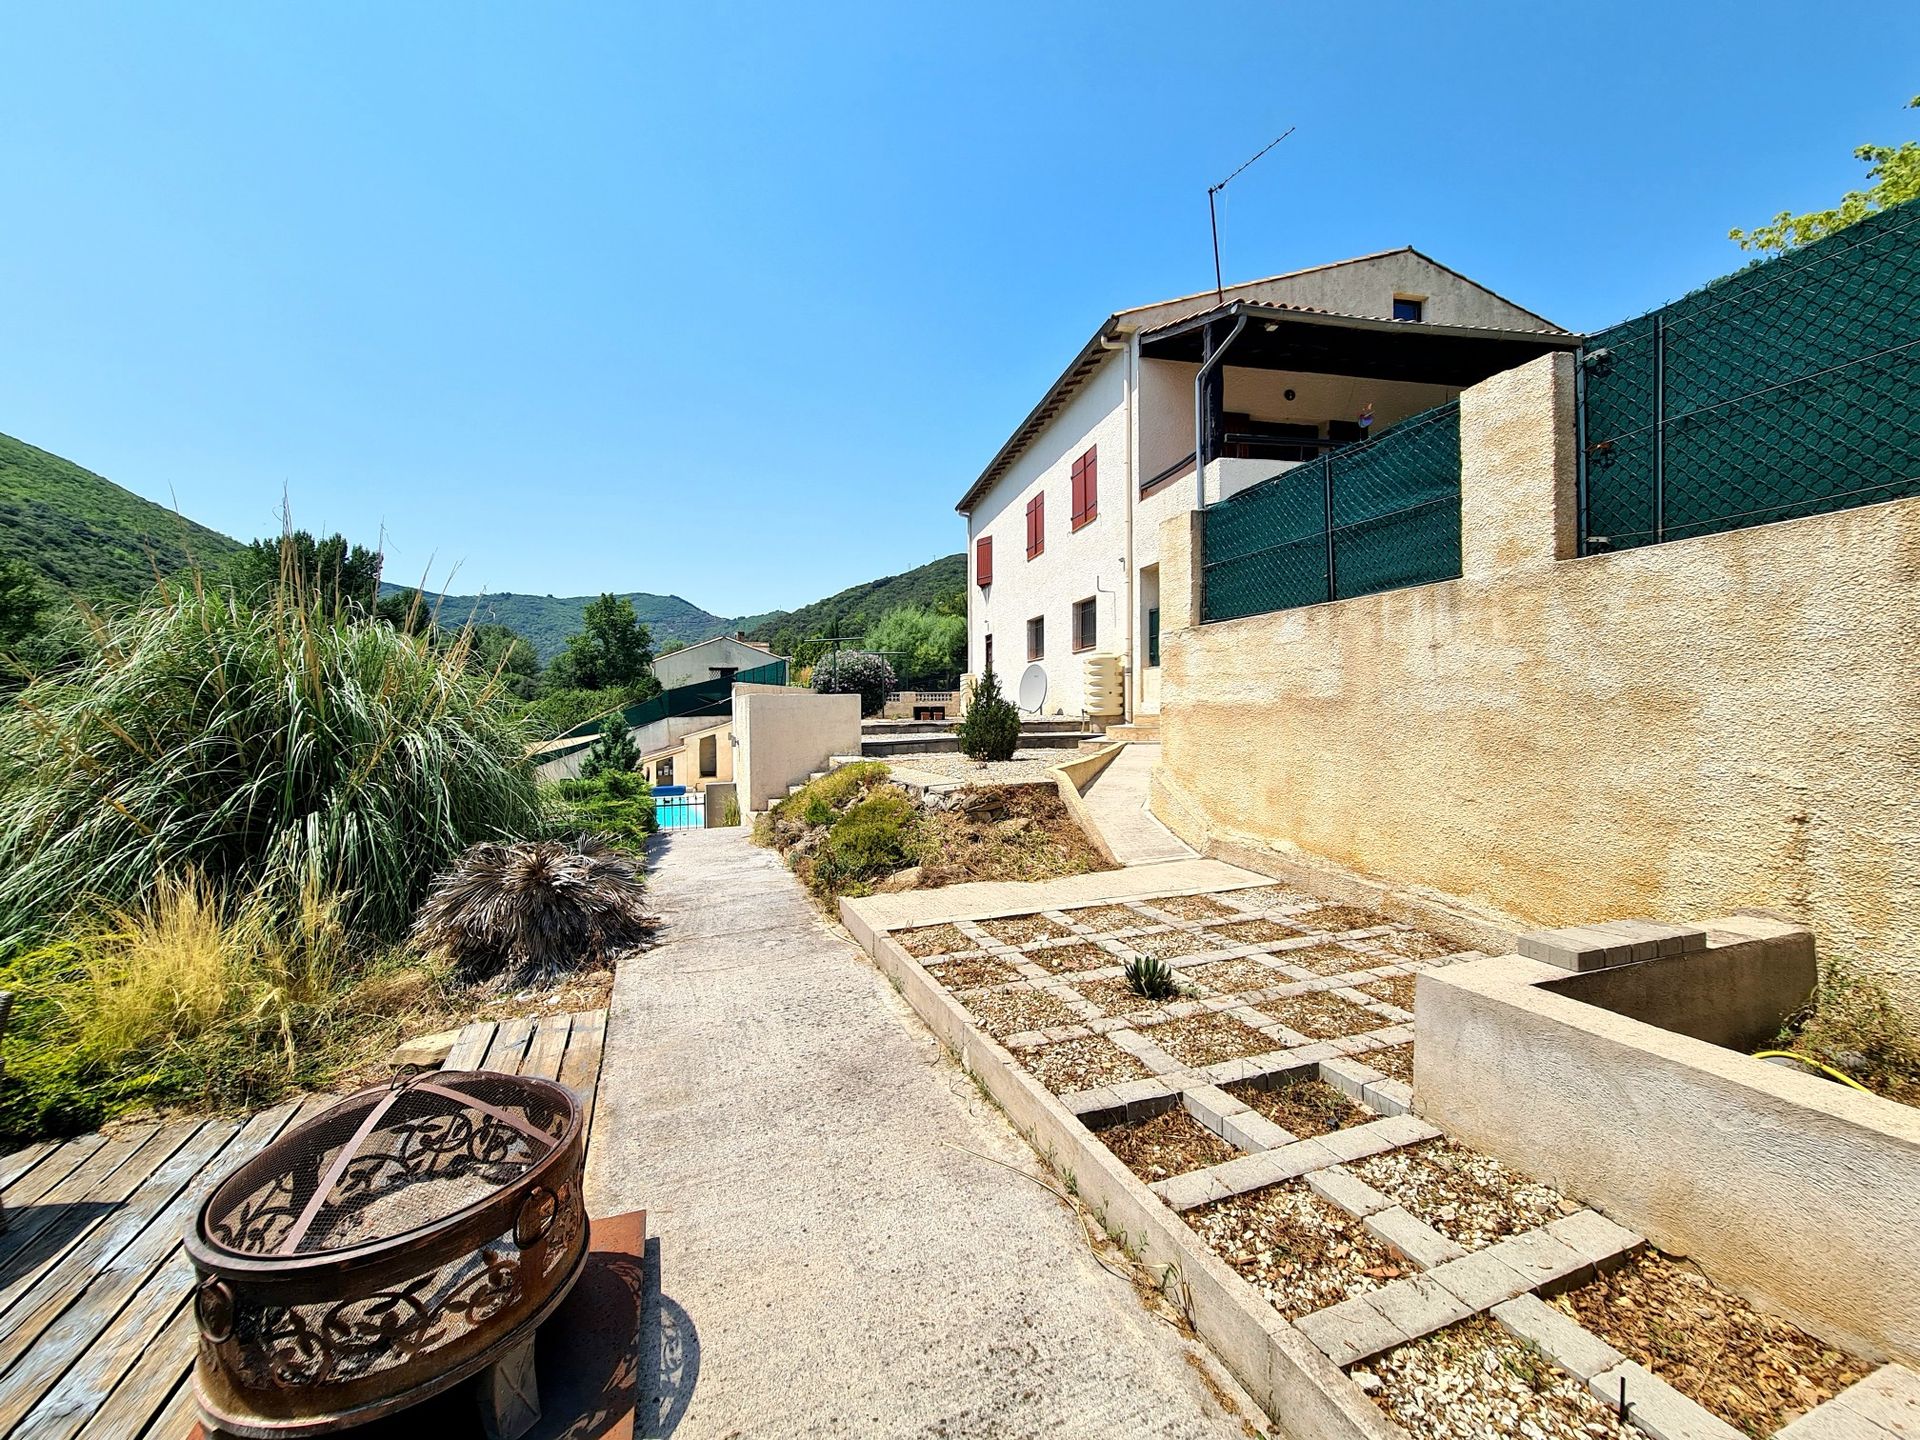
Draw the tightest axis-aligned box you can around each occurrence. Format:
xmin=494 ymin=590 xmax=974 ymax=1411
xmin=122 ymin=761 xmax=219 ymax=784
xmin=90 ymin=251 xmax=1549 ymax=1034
xmin=1154 ymin=352 xmax=1920 ymax=1016
xmin=732 ymin=688 xmax=861 ymax=812
xmin=1416 ymin=943 xmax=1920 ymax=1365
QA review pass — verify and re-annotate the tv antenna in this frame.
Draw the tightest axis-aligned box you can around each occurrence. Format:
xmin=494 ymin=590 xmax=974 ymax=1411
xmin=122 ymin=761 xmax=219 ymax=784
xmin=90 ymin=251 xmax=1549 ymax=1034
xmin=1209 ymin=127 xmax=1295 ymax=304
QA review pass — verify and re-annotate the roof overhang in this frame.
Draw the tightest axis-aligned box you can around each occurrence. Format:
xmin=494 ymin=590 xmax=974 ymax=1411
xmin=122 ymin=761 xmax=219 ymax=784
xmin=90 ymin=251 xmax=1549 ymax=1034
xmin=1137 ymin=302 xmax=1581 ymax=386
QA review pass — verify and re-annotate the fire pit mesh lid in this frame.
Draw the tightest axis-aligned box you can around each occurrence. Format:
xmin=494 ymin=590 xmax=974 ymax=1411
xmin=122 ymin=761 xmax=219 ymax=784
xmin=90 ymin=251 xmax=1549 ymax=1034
xmin=201 ymin=1071 xmax=572 ymax=1259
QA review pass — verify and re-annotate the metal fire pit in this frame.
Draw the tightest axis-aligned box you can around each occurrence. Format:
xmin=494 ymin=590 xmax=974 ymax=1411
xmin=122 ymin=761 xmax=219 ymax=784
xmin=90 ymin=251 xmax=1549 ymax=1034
xmin=185 ymin=1070 xmax=589 ymax=1438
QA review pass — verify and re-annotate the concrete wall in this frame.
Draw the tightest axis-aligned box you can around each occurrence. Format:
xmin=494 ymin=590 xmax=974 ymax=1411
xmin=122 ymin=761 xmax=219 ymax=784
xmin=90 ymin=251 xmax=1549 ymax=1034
xmin=732 ymin=687 xmax=862 ymax=813
xmin=1416 ymin=937 xmax=1920 ymax=1365
xmin=638 ymin=718 xmax=733 ymax=791
xmin=1153 ymin=352 xmax=1920 ymax=1017
xmin=653 ymin=636 xmax=784 ymax=690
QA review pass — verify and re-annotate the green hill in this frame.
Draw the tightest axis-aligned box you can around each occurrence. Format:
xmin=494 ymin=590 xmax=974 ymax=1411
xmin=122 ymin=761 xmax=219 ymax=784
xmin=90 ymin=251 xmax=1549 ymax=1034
xmin=384 ymin=587 xmax=740 ymax=660
xmin=0 ymin=431 xmax=244 ymax=598
xmin=741 ymin=553 xmax=965 ymax=649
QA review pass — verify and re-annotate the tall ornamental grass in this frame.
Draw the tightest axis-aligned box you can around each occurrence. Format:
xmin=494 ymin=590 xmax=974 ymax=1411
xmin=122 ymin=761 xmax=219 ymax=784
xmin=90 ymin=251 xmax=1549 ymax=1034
xmin=0 ymin=580 xmax=545 ymax=952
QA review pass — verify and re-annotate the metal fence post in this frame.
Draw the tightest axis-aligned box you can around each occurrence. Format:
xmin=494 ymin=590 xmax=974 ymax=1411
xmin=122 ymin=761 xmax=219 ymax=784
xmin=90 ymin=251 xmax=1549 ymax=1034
xmin=1574 ymin=344 xmax=1589 ymax=556
xmin=1322 ymin=455 xmax=1337 ymax=602
xmin=1651 ymin=311 xmax=1666 ymax=544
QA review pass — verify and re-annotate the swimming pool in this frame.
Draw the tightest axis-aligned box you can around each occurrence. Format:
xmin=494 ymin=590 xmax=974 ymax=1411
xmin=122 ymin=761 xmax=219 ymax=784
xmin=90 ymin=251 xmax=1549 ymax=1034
xmin=653 ymin=786 xmax=704 ymax=831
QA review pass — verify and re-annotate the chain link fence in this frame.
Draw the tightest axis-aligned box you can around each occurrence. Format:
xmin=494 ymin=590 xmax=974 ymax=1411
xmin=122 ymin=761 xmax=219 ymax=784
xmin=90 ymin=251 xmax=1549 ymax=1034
xmin=1201 ymin=400 xmax=1462 ymax=623
xmin=1581 ymin=199 xmax=1920 ymax=552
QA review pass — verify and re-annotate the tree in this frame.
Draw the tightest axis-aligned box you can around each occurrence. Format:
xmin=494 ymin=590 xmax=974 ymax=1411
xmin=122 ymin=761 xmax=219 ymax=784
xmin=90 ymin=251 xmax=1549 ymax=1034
xmin=811 ymin=649 xmax=895 ymax=717
xmin=467 ymin=623 xmax=542 ymax=700
xmin=227 ymin=530 xmax=384 ymax=618
xmin=550 ymin=593 xmax=655 ymax=691
xmin=956 ymin=665 xmax=1020 ymax=761
xmin=580 ymin=713 xmax=640 ymax=781
xmin=0 ymin=558 xmax=49 ymax=654
xmin=657 ymin=638 xmax=687 ymax=657
xmin=1731 ymin=97 xmax=1920 ymax=255
xmin=864 ymin=605 xmax=965 ymax=689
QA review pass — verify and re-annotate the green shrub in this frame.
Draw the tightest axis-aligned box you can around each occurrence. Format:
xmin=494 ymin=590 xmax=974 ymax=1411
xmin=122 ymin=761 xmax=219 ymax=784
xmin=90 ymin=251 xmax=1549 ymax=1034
xmin=0 ymin=584 xmax=543 ymax=952
xmin=547 ymin=774 xmax=657 ymax=850
xmin=957 ymin=666 xmax=1020 ymax=761
xmin=817 ymin=788 xmax=921 ymax=892
xmin=811 ymin=650 xmax=895 ymax=718
xmin=580 ymin=713 xmax=639 ymax=779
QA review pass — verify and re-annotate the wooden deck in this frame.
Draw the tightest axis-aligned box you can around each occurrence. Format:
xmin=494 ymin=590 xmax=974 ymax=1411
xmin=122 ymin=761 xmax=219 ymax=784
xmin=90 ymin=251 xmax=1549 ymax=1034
xmin=0 ymin=1009 xmax=608 ymax=1440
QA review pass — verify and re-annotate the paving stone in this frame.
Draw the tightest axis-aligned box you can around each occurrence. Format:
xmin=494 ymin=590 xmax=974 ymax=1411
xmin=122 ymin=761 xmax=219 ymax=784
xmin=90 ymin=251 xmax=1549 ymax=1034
xmin=1366 ymin=1112 xmax=1442 ymax=1147
xmin=1774 ymin=1400 xmax=1895 ymax=1439
xmin=1364 ymin=1206 xmax=1468 ymax=1270
xmin=1294 ymin=1294 xmax=1409 ymax=1368
xmin=1491 ymin=1294 xmax=1624 ymax=1382
xmin=1221 ymin=1111 xmax=1294 ymax=1153
xmin=1587 ymin=918 xmax=1708 ymax=959
xmin=1588 ymin=1360 xmax=1747 ymax=1440
xmin=1428 ymin=1248 xmax=1532 ymax=1311
xmin=1817 ymin=1363 xmax=1920 ymax=1438
xmin=1546 ymin=1208 xmax=1645 ymax=1266
xmin=1360 ymin=1079 xmax=1413 ymax=1116
xmin=1363 ymin=1273 xmax=1475 ymax=1345
xmin=1306 ymin=1166 xmax=1396 ymax=1218
xmin=1517 ymin=924 xmax=1640 ymax=972
xmin=1316 ymin=1119 xmax=1405 ymax=1164
xmin=1264 ymin=1136 xmax=1342 ymax=1180
xmin=1489 ymin=1227 xmax=1593 ymax=1289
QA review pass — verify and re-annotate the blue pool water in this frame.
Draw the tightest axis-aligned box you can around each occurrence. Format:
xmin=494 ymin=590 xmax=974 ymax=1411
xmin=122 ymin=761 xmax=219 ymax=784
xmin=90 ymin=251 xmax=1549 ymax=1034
xmin=653 ymin=786 xmax=704 ymax=831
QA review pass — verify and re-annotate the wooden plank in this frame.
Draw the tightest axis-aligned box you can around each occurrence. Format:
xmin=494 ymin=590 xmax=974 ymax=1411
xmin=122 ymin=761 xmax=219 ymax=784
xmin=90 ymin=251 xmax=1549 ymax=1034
xmin=0 ymin=1139 xmax=55 ymax=1193
xmin=0 ymin=1132 xmax=109 ymax=1215
xmin=556 ymin=1009 xmax=608 ymax=1137
xmin=76 ymin=1286 xmax=194 ymax=1440
xmin=480 ymin=1015 xmax=535 ymax=1074
xmin=520 ymin=1012 xmax=574 ymax=1081
xmin=137 ymin=1363 xmax=199 ymax=1440
xmin=0 ymin=1123 xmax=179 ymax=1304
xmin=0 ymin=1100 xmax=302 ymax=1435
xmin=441 ymin=1019 xmax=496 ymax=1072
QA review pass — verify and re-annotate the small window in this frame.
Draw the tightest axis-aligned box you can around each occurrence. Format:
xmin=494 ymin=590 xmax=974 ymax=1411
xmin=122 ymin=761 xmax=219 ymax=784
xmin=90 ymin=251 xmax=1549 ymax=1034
xmin=1147 ymin=607 xmax=1160 ymax=668
xmin=1024 ymin=492 xmax=1045 ymax=560
xmin=1392 ymin=295 xmax=1424 ymax=323
xmin=1072 ymin=597 xmax=1097 ymax=653
xmin=1026 ymin=615 xmax=1044 ymax=661
xmin=1070 ymin=446 xmax=1098 ymax=529
xmin=983 ymin=634 xmax=994 ymax=674
xmin=975 ymin=535 xmax=993 ymax=587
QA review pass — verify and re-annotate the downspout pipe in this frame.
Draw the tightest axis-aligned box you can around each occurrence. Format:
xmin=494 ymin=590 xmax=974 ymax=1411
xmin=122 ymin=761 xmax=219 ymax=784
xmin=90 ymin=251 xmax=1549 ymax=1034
xmin=1192 ymin=311 xmax=1248 ymax=509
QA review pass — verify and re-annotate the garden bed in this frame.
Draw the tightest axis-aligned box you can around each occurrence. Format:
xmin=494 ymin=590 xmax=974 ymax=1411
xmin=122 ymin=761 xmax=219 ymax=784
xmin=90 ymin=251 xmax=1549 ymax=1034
xmin=1149 ymin=893 xmax=1243 ymax=922
xmin=1278 ymin=943 xmax=1379 ymax=977
xmin=1022 ymin=1036 xmax=1152 ymax=1094
xmin=1295 ymin=904 xmax=1393 ymax=934
xmin=1229 ymin=1076 xmax=1371 ymax=1139
xmin=1186 ymin=1183 xmax=1412 ymax=1321
xmin=1076 ymin=976 xmax=1161 ymax=1017
xmin=1022 ymin=939 xmax=1113 ymax=974
xmin=1094 ymin=1105 xmax=1239 ymax=1183
xmin=1205 ymin=918 xmax=1299 ymax=946
xmin=1356 ymin=1315 xmax=1635 ymax=1440
xmin=1351 ymin=1139 xmax=1567 ymax=1251
xmin=1062 ymin=902 xmax=1154 ymax=932
xmin=896 ymin=922 xmax=973 ymax=958
xmin=925 ymin=953 xmax=1018 ymax=989
xmin=1370 ymin=1043 xmax=1414 ymax=1084
xmin=1361 ymin=973 xmax=1418 ymax=1012
xmin=960 ymin=983 xmax=1085 ymax=1038
xmin=1144 ymin=1012 xmax=1277 ymax=1067
xmin=1127 ymin=928 xmax=1213 ymax=961
xmin=980 ymin=912 xmax=1074 ymax=946
xmin=1552 ymin=1252 xmax=1872 ymax=1438
xmin=1183 ymin=957 xmax=1288 ymax=994
xmin=1260 ymin=989 xmax=1392 ymax=1040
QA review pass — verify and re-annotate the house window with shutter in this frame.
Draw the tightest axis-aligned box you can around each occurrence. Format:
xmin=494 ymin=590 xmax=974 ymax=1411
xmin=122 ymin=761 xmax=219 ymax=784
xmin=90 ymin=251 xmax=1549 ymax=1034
xmin=1070 ymin=446 xmax=1098 ymax=530
xmin=1025 ymin=492 xmax=1044 ymax=559
xmin=975 ymin=535 xmax=993 ymax=587
xmin=1072 ymin=597 xmax=1097 ymax=652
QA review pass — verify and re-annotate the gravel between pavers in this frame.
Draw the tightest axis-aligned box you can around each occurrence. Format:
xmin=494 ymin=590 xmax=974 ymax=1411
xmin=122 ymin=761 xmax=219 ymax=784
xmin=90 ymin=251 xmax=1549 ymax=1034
xmin=1356 ymin=1314 xmax=1636 ymax=1440
xmin=1229 ymin=1077 xmax=1372 ymax=1139
xmin=1186 ymin=1182 xmax=1412 ymax=1321
xmin=980 ymin=912 xmax=1076 ymax=946
xmin=1554 ymin=1251 xmax=1873 ymax=1438
xmin=1074 ymin=976 xmax=1165 ymax=1019
xmin=1147 ymin=893 xmax=1244 ymax=921
xmin=1294 ymin=903 xmax=1393 ymax=934
xmin=1361 ymin=973 xmax=1418 ymax=1012
xmin=1126 ymin=928 xmax=1215 ymax=960
xmin=1352 ymin=1139 xmax=1568 ymax=1251
xmin=1370 ymin=929 xmax=1463 ymax=961
xmin=897 ymin=922 xmax=974 ymax=958
xmin=962 ymin=984 xmax=1086 ymax=1039
xmin=1095 ymin=1105 xmax=1239 ymax=1183
xmin=1206 ymin=918 xmax=1299 ymax=945
xmin=1020 ymin=939 xmax=1114 ymax=974
xmin=1146 ymin=1012 xmax=1282 ymax=1067
xmin=925 ymin=954 xmax=1020 ymax=990
xmin=1062 ymin=902 xmax=1157 ymax=933
xmin=1023 ymin=1035 xmax=1153 ymax=1094
xmin=1369 ymin=1044 xmax=1414 ymax=1084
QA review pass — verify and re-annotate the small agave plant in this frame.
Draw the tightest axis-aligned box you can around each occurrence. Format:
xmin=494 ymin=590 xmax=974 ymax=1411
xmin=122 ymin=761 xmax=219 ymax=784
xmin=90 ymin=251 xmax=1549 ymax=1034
xmin=1123 ymin=953 xmax=1180 ymax=1003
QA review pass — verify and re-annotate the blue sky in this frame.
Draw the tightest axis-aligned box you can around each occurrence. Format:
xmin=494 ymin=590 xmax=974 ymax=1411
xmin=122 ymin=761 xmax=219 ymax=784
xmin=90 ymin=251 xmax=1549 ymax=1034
xmin=2 ymin=3 xmax=1914 ymax=616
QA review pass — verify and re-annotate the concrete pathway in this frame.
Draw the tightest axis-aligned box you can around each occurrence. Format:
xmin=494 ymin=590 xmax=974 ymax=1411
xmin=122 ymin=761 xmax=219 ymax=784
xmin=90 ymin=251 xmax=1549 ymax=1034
xmin=1077 ymin=743 xmax=1196 ymax=866
xmin=586 ymin=827 xmax=1260 ymax=1440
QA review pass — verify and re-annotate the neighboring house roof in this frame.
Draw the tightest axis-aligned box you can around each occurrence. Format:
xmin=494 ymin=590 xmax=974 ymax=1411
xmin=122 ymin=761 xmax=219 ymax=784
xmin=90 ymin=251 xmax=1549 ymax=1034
xmin=955 ymin=248 xmax=1569 ymax=514
xmin=658 ymin=634 xmax=777 ymax=665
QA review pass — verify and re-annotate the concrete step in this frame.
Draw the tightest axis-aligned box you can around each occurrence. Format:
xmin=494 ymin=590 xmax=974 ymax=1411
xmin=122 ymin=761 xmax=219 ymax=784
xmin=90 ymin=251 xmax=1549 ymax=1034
xmin=859 ymin=729 xmax=1104 ymax=758
xmin=1104 ymin=718 xmax=1159 ymax=743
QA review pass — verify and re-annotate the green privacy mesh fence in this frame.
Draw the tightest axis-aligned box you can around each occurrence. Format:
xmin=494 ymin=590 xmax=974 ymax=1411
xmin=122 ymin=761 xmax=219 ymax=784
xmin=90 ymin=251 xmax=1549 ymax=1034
xmin=1581 ymin=199 xmax=1920 ymax=552
xmin=1201 ymin=400 xmax=1462 ymax=623
xmin=556 ymin=658 xmax=790 ymax=741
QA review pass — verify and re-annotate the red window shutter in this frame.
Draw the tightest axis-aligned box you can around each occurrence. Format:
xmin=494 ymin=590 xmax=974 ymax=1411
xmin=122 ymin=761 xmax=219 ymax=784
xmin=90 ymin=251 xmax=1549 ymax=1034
xmin=1071 ymin=446 xmax=1098 ymax=529
xmin=1025 ymin=493 xmax=1044 ymax=559
xmin=976 ymin=535 xmax=993 ymax=587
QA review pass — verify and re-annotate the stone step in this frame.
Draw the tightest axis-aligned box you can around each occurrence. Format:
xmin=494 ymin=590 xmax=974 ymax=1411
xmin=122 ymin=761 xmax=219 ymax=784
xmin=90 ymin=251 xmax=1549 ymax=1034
xmin=859 ymin=729 xmax=1104 ymax=758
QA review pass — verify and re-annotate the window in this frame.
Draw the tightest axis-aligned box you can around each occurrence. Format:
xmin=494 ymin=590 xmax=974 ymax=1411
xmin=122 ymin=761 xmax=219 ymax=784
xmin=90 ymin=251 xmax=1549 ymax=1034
xmin=1392 ymin=295 xmax=1424 ymax=323
xmin=699 ymin=734 xmax=718 ymax=778
xmin=975 ymin=534 xmax=993 ymax=587
xmin=1024 ymin=492 xmax=1045 ymax=559
xmin=1026 ymin=615 xmax=1044 ymax=661
xmin=1072 ymin=597 xmax=1097 ymax=652
xmin=983 ymin=634 xmax=994 ymax=674
xmin=1147 ymin=607 xmax=1160 ymax=668
xmin=1070 ymin=446 xmax=1098 ymax=529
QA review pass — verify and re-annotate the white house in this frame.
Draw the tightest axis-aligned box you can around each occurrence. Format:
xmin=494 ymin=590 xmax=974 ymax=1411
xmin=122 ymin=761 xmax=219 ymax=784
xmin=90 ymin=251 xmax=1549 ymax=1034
xmin=955 ymin=249 xmax=1577 ymax=724
xmin=651 ymin=633 xmax=784 ymax=690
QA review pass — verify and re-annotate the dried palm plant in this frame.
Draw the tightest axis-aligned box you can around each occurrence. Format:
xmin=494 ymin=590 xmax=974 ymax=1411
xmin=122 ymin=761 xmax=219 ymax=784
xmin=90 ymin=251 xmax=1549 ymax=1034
xmin=410 ymin=837 xmax=656 ymax=984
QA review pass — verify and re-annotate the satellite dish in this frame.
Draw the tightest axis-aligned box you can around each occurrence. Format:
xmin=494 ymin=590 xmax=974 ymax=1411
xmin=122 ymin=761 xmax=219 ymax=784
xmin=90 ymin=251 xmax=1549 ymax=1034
xmin=1017 ymin=663 xmax=1048 ymax=713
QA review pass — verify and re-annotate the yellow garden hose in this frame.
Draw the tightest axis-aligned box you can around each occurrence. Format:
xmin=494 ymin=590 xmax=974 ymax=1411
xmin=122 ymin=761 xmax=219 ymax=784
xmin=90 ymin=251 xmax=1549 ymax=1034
xmin=1750 ymin=1049 xmax=1875 ymax=1094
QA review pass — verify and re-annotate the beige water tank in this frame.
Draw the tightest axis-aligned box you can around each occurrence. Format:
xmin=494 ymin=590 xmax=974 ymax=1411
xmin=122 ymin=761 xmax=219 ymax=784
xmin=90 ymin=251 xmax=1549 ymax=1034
xmin=1082 ymin=652 xmax=1123 ymax=719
